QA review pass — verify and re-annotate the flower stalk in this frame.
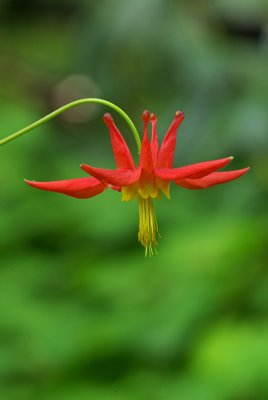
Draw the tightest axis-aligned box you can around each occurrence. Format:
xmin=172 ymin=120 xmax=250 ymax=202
xmin=0 ymin=98 xmax=141 ymax=151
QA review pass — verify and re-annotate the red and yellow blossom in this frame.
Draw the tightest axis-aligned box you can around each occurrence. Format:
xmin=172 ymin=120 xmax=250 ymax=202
xmin=25 ymin=110 xmax=249 ymax=255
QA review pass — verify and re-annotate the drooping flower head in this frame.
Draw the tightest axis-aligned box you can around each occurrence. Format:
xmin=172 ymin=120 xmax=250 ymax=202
xmin=25 ymin=109 xmax=249 ymax=256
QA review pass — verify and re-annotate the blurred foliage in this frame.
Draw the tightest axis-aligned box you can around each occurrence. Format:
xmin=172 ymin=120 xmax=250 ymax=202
xmin=0 ymin=0 xmax=268 ymax=399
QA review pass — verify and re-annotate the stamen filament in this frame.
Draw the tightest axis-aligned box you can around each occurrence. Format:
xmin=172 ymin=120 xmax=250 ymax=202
xmin=138 ymin=196 xmax=160 ymax=256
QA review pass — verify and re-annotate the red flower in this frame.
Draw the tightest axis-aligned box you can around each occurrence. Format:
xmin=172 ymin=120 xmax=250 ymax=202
xmin=25 ymin=111 xmax=249 ymax=255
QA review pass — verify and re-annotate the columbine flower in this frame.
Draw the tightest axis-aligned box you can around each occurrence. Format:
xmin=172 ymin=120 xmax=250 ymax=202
xmin=25 ymin=110 xmax=249 ymax=255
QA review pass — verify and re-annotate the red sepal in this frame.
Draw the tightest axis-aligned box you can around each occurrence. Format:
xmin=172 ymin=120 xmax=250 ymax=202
xmin=81 ymin=164 xmax=141 ymax=186
xmin=175 ymin=167 xmax=250 ymax=190
xmin=156 ymin=157 xmax=233 ymax=181
xmin=25 ymin=177 xmax=106 ymax=199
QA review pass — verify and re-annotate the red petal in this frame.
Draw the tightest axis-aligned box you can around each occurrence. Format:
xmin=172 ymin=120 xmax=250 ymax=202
xmin=174 ymin=167 xmax=250 ymax=190
xmin=103 ymin=113 xmax=135 ymax=170
xmin=150 ymin=113 xmax=159 ymax=167
xmin=156 ymin=157 xmax=233 ymax=181
xmin=81 ymin=164 xmax=141 ymax=186
xmin=157 ymin=111 xmax=184 ymax=168
xmin=25 ymin=177 xmax=106 ymax=199
xmin=139 ymin=110 xmax=154 ymax=173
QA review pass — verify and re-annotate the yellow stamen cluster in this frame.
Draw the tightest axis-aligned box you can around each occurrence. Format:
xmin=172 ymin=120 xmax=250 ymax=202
xmin=138 ymin=196 xmax=160 ymax=256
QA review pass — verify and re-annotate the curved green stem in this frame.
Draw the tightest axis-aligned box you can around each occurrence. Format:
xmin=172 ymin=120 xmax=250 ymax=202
xmin=0 ymin=98 xmax=141 ymax=151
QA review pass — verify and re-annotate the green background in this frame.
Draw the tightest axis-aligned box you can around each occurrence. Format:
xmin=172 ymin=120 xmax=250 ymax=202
xmin=0 ymin=1 xmax=267 ymax=399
